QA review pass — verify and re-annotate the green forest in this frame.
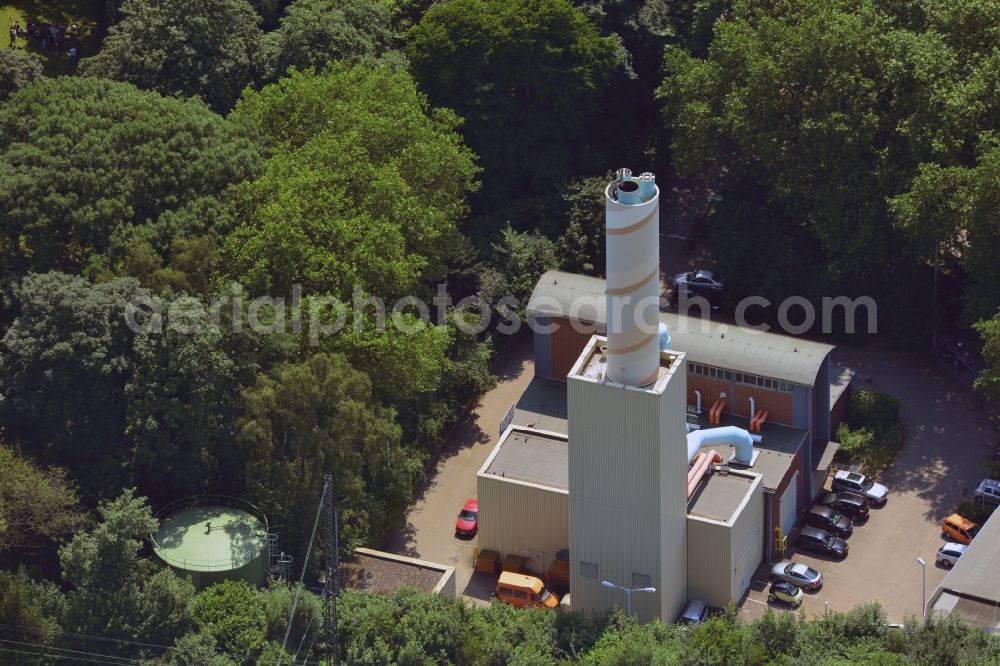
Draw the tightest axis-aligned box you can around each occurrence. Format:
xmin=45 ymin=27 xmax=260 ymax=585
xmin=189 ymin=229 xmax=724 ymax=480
xmin=2 ymin=0 xmax=1000 ymax=662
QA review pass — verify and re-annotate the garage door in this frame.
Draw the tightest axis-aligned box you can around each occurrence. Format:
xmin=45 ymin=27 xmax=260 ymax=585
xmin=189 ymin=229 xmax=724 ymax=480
xmin=779 ymin=471 xmax=799 ymax=536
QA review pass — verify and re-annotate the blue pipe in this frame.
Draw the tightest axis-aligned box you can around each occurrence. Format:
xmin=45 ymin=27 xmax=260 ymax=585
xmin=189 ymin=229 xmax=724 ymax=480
xmin=686 ymin=425 xmax=754 ymax=464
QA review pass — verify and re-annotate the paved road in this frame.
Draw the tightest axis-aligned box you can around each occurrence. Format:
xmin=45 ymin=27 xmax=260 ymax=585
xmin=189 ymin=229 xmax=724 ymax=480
xmin=383 ymin=332 xmax=534 ymax=604
xmin=741 ymin=342 xmax=998 ymax=623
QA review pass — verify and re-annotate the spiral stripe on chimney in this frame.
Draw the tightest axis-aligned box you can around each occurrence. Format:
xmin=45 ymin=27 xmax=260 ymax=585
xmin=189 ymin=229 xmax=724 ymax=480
xmin=605 ymin=170 xmax=661 ymax=387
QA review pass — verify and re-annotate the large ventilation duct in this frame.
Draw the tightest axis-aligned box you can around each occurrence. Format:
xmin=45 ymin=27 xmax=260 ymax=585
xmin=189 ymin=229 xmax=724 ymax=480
xmin=685 ymin=426 xmax=755 ymax=464
xmin=606 ymin=169 xmax=661 ymax=386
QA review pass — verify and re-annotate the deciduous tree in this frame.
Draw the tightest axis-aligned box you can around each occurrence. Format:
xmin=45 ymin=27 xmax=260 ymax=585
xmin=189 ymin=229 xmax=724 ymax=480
xmin=81 ymin=0 xmax=266 ymax=112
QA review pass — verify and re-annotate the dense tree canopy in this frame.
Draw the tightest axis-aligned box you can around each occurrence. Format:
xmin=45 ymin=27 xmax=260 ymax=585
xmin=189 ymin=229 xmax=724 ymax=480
xmin=0 ymin=78 xmax=258 ymax=298
xmin=406 ymin=0 xmax=618 ymax=200
xmin=0 ymin=273 xmax=243 ymax=500
xmin=0 ymin=446 xmax=86 ymax=555
xmin=264 ymin=0 xmax=402 ymax=78
xmin=237 ymin=352 xmax=410 ymax=552
xmin=81 ymin=0 xmax=266 ymax=112
xmin=659 ymin=0 xmax=1000 ymax=337
xmin=226 ymin=65 xmax=478 ymax=300
xmin=0 ymin=50 xmax=43 ymax=101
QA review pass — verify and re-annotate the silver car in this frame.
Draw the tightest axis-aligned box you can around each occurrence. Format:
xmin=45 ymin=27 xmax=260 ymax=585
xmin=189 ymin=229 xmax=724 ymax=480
xmin=936 ymin=542 xmax=967 ymax=568
xmin=832 ymin=470 xmax=888 ymax=506
xmin=770 ymin=560 xmax=823 ymax=590
xmin=973 ymin=479 xmax=1000 ymax=505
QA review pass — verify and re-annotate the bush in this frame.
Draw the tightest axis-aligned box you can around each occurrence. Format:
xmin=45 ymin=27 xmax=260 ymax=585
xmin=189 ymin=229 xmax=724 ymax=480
xmin=835 ymin=390 xmax=904 ymax=472
xmin=954 ymin=498 xmax=996 ymax=525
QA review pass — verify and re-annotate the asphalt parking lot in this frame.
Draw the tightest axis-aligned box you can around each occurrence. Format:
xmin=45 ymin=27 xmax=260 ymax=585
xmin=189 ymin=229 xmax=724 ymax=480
xmin=740 ymin=343 xmax=997 ymax=623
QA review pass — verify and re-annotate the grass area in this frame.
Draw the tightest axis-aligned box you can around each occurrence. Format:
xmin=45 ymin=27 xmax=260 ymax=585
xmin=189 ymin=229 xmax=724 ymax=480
xmin=2 ymin=0 xmax=103 ymax=76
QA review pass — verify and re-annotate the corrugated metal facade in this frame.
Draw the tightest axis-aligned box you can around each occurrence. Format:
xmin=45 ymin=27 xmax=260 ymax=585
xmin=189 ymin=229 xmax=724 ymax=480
xmin=568 ymin=343 xmax=689 ymax=623
xmin=477 ymin=474 xmax=569 ymax=576
xmin=686 ymin=517 xmax=731 ymax=607
xmin=687 ymin=474 xmax=763 ymax=608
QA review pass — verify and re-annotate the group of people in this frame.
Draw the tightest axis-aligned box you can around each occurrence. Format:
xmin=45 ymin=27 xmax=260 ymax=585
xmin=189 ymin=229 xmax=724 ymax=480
xmin=8 ymin=21 xmax=80 ymax=61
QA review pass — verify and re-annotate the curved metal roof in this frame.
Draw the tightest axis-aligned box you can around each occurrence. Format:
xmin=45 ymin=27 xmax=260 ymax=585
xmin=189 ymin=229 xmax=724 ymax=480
xmin=526 ymin=270 xmax=834 ymax=387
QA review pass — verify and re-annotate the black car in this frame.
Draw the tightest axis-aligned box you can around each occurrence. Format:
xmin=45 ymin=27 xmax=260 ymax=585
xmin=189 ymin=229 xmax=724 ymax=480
xmin=795 ymin=526 xmax=849 ymax=559
xmin=671 ymin=270 xmax=724 ymax=306
xmin=818 ymin=491 xmax=870 ymax=522
xmin=803 ymin=506 xmax=853 ymax=538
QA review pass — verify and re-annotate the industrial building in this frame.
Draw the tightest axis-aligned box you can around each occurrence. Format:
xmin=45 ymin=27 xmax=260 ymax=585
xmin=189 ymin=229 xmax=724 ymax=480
xmin=477 ymin=168 xmax=848 ymax=622
xmin=928 ymin=509 xmax=1000 ymax=631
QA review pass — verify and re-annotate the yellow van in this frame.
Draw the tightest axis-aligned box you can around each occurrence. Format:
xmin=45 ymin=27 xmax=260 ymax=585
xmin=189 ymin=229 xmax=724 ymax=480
xmin=495 ymin=571 xmax=559 ymax=609
xmin=941 ymin=514 xmax=980 ymax=545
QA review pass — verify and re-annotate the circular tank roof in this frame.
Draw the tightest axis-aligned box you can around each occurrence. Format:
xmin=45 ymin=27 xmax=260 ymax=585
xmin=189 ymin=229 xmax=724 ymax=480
xmin=152 ymin=500 xmax=267 ymax=573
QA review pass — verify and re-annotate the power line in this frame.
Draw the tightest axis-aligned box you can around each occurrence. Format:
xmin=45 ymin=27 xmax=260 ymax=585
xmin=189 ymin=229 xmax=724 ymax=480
xmin=277 ymin=478 xmax=328 ymax=665
xmin=0 ymin=646 xmax=135 ymax=665
xmin=0 ymin=623 xmax=253 ymax=664
xmin=0 ymin=638 xmax=137 ymax=665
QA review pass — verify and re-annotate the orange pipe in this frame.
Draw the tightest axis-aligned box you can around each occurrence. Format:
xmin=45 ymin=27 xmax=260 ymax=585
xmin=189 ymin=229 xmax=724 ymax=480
xmin=687 ymin=450 xmax=723 ymax=499
xmin=711 ymin=399 xmax=727 ymax=425
xmin=752 ymin=409 xmax=769 ymax=432
xmin=687 ymin=452 xmax=707 ymax=486
xmin=708 ymin=400 xmax=721 ymax=424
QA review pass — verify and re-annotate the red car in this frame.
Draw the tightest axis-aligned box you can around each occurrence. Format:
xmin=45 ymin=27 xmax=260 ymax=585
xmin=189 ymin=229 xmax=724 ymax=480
xmin=455 ymin=498 xmax=478 ymax=536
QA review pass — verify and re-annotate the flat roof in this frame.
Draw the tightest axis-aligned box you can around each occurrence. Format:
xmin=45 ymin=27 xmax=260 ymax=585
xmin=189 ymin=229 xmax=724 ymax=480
xmin=692 ymin=412 xmax=803 ymax=490
xmin=511 ymin=377 xmax=568 ymax=434
xmin=527 ymin=270 xmax=834 ymax=386
xmin=572 ymin=335 xmax=683 ymax=395
xmin=688 ymin=471 xmax=757 ymax=523
xmin=482 ymin=428 xmax=569 ymax=490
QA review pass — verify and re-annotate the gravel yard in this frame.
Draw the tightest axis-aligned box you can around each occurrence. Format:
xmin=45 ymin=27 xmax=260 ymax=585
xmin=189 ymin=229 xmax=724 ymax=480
xmin=342 ymin=553 xmax=446 ymax=595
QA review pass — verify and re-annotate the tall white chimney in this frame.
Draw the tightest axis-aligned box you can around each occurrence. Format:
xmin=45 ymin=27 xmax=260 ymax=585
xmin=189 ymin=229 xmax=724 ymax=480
xmin=605 ymin=169 xmax=661 ymax=386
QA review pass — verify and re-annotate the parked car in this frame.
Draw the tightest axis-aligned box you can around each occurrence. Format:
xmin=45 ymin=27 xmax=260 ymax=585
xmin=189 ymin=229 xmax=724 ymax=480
xmin=770 ymin=560 xmax=823 ymax=591
xmin=671 ymin=270 xmax=724 ymax=306
xmin=768 ymin=581 xmax=803 ymax=608
xmin=831 ymin=470 xmax=888 ymax=506
xmin=494 ymin=571 xmax=558 ymax=609
xmin=973 ymin=479 xmax=1000 ymax=505
xmin=941 ymin=514 xmax=979 ymax=545
xmin=678 ymin=599 xmax=710 ymax=625
xmin=936 ymin=542 xmax=968 ymax=568
xmin=795 ymin=526 xmax=849 ymax=559
xmin=803 ymin=506 xmax=853 ymax=538
xmin=455 ymin=498 xmax=478 ymax=536
xmin=818 ymin=491 xmax=871 ymax=522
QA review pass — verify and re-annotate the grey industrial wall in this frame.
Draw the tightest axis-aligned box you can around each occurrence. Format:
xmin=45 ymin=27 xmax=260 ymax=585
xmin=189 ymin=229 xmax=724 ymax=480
xmin=686 ymin=474 xmax=764 ymax=608
xmin=568 ymin=344 xmax=689 ymax=623
xmin=477 ymin=473 xmax=569 ymax=576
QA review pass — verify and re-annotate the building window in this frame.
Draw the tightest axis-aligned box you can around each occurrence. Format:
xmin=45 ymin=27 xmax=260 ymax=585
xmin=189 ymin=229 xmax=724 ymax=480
xmin=580 ymin=562 xmax=599 ymax=580
xmin=631 ymin=573 xmax=651 ymax=589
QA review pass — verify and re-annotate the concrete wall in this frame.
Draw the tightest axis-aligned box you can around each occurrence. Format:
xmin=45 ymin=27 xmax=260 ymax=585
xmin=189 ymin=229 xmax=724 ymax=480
xmin=687 ymin=474 xmax=763 ymax=608
xmin=568 ymin=341 xmax=689 ymax=623
xmin=477 ymin=473 xmax=570 ymax=576
xmin=353 ymin=548 xmax=457 ymax=598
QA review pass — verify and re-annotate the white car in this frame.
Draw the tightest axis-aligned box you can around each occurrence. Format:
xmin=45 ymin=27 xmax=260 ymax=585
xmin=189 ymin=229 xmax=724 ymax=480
xmin=831 ymin=470 xmax=888 ymax=506
xmin=936 ymin=542 xmax=967 ymax=568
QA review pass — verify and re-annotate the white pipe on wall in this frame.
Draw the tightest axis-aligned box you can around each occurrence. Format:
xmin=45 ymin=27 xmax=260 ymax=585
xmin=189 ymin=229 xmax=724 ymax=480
xmin=694 ymin=390 xmax=702 ymax=414
xmin=749 ymin=396 xmax=755 ymax=419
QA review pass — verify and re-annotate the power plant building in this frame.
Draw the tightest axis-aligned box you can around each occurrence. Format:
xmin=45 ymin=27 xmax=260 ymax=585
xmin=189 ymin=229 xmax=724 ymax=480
xmin=477 ymin=169 xmax=845 ymax=622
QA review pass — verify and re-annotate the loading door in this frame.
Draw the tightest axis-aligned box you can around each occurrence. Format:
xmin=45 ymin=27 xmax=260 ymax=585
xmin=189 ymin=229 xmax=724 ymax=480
xmin=779 ymin=471 xmax=799 ymax=536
